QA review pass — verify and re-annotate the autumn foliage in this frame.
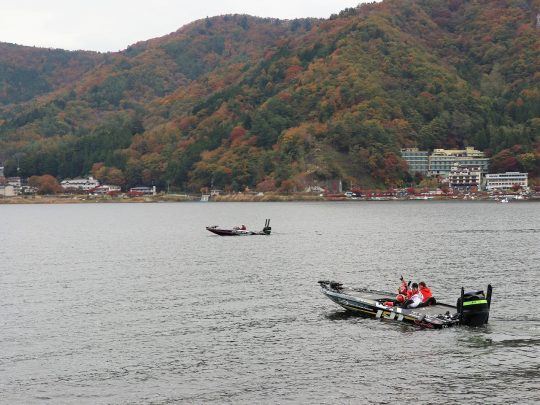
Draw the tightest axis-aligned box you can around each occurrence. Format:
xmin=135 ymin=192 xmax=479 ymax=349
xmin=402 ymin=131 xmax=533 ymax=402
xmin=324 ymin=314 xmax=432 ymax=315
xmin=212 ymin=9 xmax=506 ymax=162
xmin=28 ymin=175 xmax=62 ymax=195
xmin=0 ymin=1 xmax=539 ymax=192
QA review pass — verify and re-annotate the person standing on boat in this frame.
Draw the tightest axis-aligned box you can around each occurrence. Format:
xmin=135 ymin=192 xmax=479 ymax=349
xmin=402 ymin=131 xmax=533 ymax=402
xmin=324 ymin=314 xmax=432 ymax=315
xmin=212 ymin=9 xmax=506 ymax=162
xmin=402 ymin=283 xmax=424 ymax=309
xmin=419 ymin=281 xmax=436 ymax=306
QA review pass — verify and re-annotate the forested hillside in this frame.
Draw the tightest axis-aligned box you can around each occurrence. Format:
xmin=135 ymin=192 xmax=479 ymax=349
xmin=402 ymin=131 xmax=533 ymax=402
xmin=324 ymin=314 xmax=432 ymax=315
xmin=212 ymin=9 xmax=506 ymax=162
xmin=0 ymin=43 xmax=102 ymax=105
xmin=0 ymin=0 xmax=538 ymax=191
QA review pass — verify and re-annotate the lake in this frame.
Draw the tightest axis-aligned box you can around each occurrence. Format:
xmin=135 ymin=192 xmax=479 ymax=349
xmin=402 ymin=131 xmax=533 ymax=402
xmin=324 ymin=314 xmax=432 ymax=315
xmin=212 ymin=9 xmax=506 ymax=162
xmin=1 ymin=201 xmax=539 ymax=404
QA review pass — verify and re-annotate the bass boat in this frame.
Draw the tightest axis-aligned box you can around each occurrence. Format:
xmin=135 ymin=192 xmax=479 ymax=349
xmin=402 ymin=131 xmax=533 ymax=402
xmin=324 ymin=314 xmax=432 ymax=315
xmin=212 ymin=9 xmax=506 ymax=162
xmin=318 ymin=280 xmax=492 ymax=329
xmin=206 ymin=219 xmax=271 ymax=236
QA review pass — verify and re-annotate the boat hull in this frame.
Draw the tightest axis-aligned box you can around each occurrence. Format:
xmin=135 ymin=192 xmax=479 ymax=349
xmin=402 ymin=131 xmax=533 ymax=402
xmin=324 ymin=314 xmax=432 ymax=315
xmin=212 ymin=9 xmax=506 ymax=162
xmin=206 ymin=219 xmax=271 ymax=236
xmin=206 ymin=226 xmax=269 ymax=236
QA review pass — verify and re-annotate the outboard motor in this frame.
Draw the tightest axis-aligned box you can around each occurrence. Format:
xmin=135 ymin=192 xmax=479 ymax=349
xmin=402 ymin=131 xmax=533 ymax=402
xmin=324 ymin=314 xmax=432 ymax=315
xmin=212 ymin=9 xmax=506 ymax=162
xmin=262 ymin=219 xmax=271 ymax=235
xmin=317 ymin=280 xmax=343 ymax=292
xmin=457 ymin=285 xmax=492 ymax=326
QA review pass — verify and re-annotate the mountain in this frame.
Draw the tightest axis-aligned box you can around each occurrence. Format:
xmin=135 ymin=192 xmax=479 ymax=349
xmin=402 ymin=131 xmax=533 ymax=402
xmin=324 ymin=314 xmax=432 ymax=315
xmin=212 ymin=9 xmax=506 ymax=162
xmin=0 ymin=0 xmax=538 ymax=191
xmin=0 ymin=43 xmax=102 ymax=105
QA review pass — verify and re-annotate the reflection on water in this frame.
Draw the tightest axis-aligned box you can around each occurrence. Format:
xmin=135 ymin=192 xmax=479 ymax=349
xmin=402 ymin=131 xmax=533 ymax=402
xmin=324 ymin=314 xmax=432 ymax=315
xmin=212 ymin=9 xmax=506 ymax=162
xmin=324 ymin=310 xmax=360 ymax=321
xmin=460 ymin=334 xmax=494 ymax=348
xmin=0 ymin=201 xmax=539 ymax=404
xmin=464 ymin=335 xmax=540 ymax=348
xmin=495 ymin=338 xmax=540 ymax=348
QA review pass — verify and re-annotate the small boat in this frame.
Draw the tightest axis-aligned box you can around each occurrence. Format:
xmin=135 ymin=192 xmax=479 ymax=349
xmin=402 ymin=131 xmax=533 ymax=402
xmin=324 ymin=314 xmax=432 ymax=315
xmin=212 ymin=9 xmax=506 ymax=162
xmin=318 ymin=280 xmax=492 ymax=329
xmin=206 ymin=219 xmax=271 ymax=236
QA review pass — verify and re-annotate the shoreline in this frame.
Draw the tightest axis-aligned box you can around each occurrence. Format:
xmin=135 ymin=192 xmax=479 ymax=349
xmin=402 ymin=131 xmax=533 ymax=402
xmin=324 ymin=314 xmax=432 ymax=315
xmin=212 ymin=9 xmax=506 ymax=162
xmin=1 ymin=193 xmax=538 ymax=204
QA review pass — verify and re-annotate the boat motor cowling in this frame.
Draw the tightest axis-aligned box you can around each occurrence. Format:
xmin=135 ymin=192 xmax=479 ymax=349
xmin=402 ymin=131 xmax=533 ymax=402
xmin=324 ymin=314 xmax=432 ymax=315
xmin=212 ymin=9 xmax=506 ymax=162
xmin=262 ymin=219 xmax=271 ymax=235
xmin=457 ymin=285 xmax=492 ymax=327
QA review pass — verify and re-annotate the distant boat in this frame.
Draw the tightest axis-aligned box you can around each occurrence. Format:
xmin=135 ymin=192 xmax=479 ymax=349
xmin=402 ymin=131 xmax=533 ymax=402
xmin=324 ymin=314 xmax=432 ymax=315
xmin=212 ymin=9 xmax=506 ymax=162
xmin=206 ymin=219 xmax=271 ymax=236
xmin=499 ymin=197 xmax=509 ymax=203
xmin=201 ymin=194 xmax=210 ymax=202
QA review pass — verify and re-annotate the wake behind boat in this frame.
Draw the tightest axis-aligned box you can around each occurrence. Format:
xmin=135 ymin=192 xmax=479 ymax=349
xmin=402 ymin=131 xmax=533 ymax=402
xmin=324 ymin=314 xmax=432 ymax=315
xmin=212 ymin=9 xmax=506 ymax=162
xmin=318 ymin=280 xmax=492 ymax=329
xmin=206 ymin=219 xmax=271 ymax=236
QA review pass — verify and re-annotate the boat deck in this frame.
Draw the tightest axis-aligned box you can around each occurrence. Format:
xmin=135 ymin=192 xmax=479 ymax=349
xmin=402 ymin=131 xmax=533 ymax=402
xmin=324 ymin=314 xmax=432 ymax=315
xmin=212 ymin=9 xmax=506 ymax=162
xmin=336 ymin=285 xmax=456 ymax=317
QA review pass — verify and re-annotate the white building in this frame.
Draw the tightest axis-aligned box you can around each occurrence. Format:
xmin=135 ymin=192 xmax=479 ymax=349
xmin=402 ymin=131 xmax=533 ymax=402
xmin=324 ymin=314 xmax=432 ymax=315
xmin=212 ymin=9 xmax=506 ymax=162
xmin=21 ymin=185 xmax=38 ymax=195
xmin=93 ymin=185 xmax=121 ymax=195
xmin=400 ymin=146 xmax=490 ymax=177
xmin=6 ymin=177 xmax=22 ymax=195
xmin=428 ymin=147 xmax=489 ymax=177
xmin=448 ymin=165 xmax=482 ymax=190
xmin=304 ymin=185 xmax=325 ymax=193
xmin=129 ymin=186 xmax=156 ymax=196
xmin=485 ymin=172 xmax=528 ymax=191
xmin=0 ymin=185 xmax=15 ymax=197
xmin=61 ymin=177 xmax=100 ymax=192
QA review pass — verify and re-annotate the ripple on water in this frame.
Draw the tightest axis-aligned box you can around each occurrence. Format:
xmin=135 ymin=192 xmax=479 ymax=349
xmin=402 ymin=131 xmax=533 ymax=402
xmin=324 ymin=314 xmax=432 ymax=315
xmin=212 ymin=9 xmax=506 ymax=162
xmin=0 ymin=202 xmax=538 ymax=404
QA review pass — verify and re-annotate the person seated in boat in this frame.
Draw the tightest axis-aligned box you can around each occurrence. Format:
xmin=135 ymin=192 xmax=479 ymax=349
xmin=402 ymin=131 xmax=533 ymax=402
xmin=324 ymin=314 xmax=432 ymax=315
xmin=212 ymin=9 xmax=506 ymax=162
xmin=401 ymin=283 xmax=424 ymax=309
xmin=419 ymin=281 xmax=436 ymax=306
xmin=385 ymin=276 xmax=409 ymax=307
xmin=240 ymin=224 xmax=246 ymax=230
xmin=398 ymin=276 xmax=408 ymax=294
xmin=395 ymin=276 xmax=409 ymax=303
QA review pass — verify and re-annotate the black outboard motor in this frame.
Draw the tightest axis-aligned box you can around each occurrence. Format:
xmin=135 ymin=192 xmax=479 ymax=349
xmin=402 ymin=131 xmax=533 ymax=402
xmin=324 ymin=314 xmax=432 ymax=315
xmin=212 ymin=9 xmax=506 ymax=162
xmin=262 ymin=219 xmax=271 ymax=235
xmin=318 ymin=280 xmax=343 ymax=292
xmin=457 ymin=285 xmax=492 ymax=326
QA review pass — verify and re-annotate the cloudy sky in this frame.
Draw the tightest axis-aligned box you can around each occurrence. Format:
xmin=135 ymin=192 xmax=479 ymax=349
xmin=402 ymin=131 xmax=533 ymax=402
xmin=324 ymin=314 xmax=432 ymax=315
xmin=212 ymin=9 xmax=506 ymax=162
xmin=0 ymin=0 xmax=372 ymax=53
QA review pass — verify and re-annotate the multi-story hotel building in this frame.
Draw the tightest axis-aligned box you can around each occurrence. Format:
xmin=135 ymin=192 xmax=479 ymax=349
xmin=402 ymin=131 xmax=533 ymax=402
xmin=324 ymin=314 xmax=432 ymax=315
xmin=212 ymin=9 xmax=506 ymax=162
xmin=428 ymin=147 xmax=489 ymax=177
xmin=401 ymin=147 xmax=489 ymax=177
xmin=485 ymin=172 xmax=528 ymax=191
xmin=400 ymin=148 xmax=429 ymax=175
xmin=447 ymin=165 xmax=482 ymax=190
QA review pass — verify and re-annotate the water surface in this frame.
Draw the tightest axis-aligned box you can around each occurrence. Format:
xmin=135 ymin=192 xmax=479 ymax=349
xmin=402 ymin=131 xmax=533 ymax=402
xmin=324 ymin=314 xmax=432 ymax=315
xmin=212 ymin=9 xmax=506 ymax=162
xmin=1 ymin=201 xmax=539 ymax=403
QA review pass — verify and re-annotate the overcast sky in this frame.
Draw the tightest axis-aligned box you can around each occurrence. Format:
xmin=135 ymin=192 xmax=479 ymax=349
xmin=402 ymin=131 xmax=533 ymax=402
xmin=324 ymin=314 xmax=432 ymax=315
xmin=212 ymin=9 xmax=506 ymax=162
xmin=0 ymin=0 xmax=374 ymax=53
